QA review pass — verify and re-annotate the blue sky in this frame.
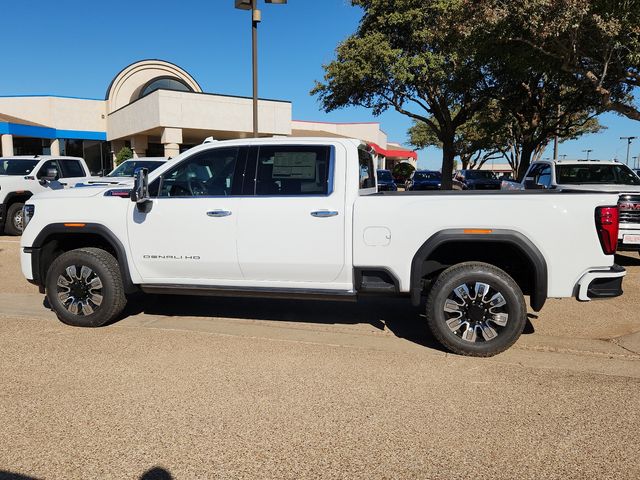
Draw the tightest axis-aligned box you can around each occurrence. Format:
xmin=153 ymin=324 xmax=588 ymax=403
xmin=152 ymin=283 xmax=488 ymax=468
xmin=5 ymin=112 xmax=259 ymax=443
xmin=1 ymin=0 xmax=639 ymax=169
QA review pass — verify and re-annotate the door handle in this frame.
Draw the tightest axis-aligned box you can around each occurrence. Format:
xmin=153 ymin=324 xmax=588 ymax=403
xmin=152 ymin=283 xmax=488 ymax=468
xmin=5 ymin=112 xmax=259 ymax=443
xmin=207 ymin=210 xmax=232 ymax=217
xmin=311 ymin=210 xmax=339 ymax=218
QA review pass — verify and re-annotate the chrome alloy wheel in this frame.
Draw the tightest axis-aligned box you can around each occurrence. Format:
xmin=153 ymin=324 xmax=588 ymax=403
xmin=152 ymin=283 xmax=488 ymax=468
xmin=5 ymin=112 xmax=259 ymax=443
xmin=443 ymin=282 xmax=509 ymax=343
xmin=56 ymin=265 xmax=104 ymax=316
xmin=12 ymin=209 xmax=23 ymax=231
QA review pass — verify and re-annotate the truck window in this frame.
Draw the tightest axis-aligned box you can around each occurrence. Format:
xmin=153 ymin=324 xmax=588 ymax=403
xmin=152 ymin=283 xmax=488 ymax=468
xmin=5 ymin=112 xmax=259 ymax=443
xmin=59 ymin=160 xmax=86 ymax=178
xmin=158 ymin=148 xmax=240 ymax=197
xmin=358 ymin=149 xmax=375 ymax=189
xmin=36 ymin=160 xmax=60 ymax=180
xmin=255 ymin=146 xmax=331 ymax=196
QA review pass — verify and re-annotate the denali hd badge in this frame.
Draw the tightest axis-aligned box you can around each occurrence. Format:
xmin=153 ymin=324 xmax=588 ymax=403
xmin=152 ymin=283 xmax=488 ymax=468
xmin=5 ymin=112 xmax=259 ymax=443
xmin=143 ymin=255 xmax=201 ymax=260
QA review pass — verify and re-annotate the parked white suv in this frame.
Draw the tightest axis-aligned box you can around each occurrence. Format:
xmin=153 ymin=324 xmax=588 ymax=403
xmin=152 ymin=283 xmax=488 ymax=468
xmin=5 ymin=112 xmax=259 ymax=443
xmin=0 ymin=155 xmax=91 ymax=235
xmin=20 ymin=138 xmax=626 ymax=356
xmin=504 ymin=160 xmax=640 ymax=253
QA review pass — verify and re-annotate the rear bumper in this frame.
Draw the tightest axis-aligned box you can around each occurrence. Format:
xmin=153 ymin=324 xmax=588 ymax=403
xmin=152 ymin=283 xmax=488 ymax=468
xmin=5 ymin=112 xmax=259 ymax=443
xmin=576 ymin=265 xmax=625 ymax=301
xmin=618 ymin=225 xmax=640 ymax=251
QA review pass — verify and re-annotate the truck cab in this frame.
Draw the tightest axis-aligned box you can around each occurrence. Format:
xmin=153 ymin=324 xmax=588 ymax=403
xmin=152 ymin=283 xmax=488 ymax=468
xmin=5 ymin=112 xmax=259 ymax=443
xmin=0 ymin=155 xmax=91 ymax=235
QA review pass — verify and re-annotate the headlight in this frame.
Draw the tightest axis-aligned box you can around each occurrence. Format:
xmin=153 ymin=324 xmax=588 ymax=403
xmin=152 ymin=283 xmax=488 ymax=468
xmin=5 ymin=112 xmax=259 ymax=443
xmin=22 ymin=204 xmax=35 ymax=229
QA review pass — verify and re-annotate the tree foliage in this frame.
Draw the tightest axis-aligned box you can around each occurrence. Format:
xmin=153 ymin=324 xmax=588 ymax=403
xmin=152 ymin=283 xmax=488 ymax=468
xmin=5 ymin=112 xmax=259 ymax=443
xmin=483 ymin=0 xmax=640 ymax=121
xmin=312 ymin=0 xmax=495 ymax=189
xmin=115 ymin=147 xmax=133 ymax=166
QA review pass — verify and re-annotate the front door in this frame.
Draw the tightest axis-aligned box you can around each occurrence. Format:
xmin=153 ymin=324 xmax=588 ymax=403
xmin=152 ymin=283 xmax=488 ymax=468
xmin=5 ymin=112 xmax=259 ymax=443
xmin=236 ymin=144 xmax=347 ymax=285
xmin=127 ymin=146 xmax=245 ymax=283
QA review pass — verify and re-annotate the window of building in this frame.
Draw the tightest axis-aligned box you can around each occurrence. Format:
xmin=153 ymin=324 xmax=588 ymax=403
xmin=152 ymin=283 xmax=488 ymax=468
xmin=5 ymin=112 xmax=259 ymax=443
xmin=158 ymin=148 xmax=240 ymax=197
xmin=255 ymin=146 xmax=331 ymax=196
xmin=140 ymin=77 xmax=193 ymax=98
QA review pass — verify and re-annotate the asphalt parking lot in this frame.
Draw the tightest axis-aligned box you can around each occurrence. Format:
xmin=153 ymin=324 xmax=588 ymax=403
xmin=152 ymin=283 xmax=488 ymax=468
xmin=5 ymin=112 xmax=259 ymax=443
xmin=1 ymin=235 xmax=639 ymax=479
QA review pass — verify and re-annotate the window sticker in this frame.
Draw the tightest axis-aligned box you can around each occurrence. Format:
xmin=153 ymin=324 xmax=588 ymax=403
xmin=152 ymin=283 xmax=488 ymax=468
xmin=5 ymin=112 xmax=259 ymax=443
xmin=272 ymin=152 xmax=317 ymax=180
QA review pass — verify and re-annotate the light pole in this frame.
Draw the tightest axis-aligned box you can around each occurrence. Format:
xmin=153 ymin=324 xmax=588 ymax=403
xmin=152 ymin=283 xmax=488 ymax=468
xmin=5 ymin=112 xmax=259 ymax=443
xmin=235 ymin=0 xmax=287 ymax=138
xmin=620 ymin=136 xmax=637 ymax=166
xmin=582 ymin=149 xmax=593 ymax=161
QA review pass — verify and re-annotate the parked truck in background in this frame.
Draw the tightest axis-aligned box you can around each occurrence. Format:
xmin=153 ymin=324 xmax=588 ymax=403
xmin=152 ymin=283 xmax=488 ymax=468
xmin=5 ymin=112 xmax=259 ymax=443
xmin=0 ymin=155 xmax=91 ymax=235
xmin=503 ymin=159 xmax=640 ymax=254
xmin=19 ymin=138 xmax=625 ymax=356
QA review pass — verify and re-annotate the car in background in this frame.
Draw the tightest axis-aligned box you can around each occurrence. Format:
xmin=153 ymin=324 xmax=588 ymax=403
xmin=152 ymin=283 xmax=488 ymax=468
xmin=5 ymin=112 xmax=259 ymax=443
xmin=72 ymin=158 xmax=169 ymax=187
xmin=503 ymin=159 xmax=640 ymax=254
xmin=405 ymin=170 xmax=442 ymax=190
xmin=376 ymin=169 xmax=397 ymax=191
xmin=453 ymin=169 xmax=501 ymax=190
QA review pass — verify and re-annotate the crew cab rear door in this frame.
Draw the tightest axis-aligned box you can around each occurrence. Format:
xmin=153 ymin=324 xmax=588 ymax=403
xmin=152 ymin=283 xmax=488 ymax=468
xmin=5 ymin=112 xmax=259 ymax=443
xmin=236 ymin=144 xmax=347 ymax=286
xmin=126 ymin=146 xmax=247 ymax=282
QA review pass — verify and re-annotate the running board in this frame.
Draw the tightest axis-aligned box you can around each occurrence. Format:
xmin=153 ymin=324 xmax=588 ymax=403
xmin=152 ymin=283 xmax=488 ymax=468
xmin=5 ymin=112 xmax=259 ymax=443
xmin=140 ymin=284 xmax=358 ymax=302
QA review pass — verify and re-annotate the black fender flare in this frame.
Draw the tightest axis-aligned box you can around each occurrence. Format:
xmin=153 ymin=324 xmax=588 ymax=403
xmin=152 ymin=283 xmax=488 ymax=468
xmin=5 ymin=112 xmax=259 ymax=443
xmin=5 ymin=191 xmax=34 ymax=205
xmin=410 ymin=229 xmax=548 ymax=311
xmin=29 ymin=223 xmax=137 ymax=294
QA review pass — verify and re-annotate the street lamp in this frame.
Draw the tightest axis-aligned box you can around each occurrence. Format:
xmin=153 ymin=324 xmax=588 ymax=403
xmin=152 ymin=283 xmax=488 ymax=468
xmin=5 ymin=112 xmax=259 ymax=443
xmin=582 ymin=149 xmax=593 ymax=161
xmin=620 ymin=136 xmax=637 ymax=166
xmin=235 ymin=0 xmax=287 ymax=138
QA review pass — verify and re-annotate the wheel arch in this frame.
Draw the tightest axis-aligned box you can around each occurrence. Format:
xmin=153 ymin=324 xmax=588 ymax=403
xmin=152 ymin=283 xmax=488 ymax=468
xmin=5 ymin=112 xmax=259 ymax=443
xmin=410 ymin=229 xmax=548 ymax=311
xmin=29 ymin=223 xmax=137 ymax=294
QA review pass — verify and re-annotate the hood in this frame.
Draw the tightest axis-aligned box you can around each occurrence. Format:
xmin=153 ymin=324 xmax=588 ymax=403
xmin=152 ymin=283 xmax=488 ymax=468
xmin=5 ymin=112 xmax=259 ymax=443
xmin=67 ymin=176 xmax=135 ymax=188
xmin=30 ymin=184 xmax=114 ymax=201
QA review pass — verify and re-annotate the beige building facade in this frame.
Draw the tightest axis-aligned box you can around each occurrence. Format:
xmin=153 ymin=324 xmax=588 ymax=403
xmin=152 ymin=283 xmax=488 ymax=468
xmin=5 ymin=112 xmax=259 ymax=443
xmin=0 ymin=59 xmax=417 ymax=174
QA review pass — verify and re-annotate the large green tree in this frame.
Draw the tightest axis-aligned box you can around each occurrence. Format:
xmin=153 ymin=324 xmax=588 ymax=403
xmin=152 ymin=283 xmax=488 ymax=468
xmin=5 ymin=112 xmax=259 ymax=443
xmin=312 ymin=0 xmax=495 ymax=189
xmin=484 ymin=0 xmax=640 ymax=121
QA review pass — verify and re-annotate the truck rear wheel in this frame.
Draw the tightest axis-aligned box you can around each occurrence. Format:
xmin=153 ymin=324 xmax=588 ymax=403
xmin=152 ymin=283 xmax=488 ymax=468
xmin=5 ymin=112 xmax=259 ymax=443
xmin=425 ymin=262 xmax=527 ymax=357
xmin=5 ymin=202 xmax=24 ymax=236
xmin=45 ymin=248 xmax=127 ymax=327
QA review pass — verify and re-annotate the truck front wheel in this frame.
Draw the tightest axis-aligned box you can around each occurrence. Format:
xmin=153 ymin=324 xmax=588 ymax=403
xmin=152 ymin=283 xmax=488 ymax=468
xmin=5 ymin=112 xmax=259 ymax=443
xmin=45 ymin=248 xmax=127 ymax=327
xmin=426 ymin=262 xmax=527 ymax=357
xmin=5 ymin=202 xmax=25 ymax=235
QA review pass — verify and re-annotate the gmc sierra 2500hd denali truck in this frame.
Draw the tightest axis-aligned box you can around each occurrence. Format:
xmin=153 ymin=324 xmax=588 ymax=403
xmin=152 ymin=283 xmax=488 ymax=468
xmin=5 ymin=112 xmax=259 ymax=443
xmin=20 ymin=138 xmax=626 ymax=356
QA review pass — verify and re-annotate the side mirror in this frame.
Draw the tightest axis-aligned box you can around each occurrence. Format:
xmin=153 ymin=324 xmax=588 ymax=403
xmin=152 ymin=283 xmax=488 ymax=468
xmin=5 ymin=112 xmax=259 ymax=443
xmin=130 ymin=168 xmax=150 ymax=208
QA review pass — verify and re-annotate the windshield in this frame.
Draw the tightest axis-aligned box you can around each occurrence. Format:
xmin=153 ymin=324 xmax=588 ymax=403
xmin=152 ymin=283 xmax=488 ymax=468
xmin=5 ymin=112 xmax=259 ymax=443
xmin=108 ymin=160 xmax=165 ymax=177
xmin=0 ymin=159 xmax=39 ymax=176
xmin=465 ymin=170 xmax=497 ymax=180
xmin=377 ymin=170 xmax=393 ymax=181
xmin=415 ymin=172 xmax=441 ymax=180
xmin=556 ymin=164 xmax=640 ymax=185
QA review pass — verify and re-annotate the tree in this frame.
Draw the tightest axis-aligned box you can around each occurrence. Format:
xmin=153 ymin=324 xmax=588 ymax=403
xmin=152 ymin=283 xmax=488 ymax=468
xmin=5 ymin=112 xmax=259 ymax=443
xmin=409 ymin=112 xmax=502 ymax=171
xmin=312 ymin=0 xmax=496 ymax=189
xmin=115 ymin=147 xmax=133 ymax=166
xmin=484 ymin=0 xmax=640 ymax=121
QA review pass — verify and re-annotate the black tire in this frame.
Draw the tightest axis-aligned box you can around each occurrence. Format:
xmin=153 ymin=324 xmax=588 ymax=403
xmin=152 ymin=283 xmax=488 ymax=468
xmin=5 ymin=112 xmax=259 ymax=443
xmin=5 ymin=202 xmax=24 ymax=236
xmin=426 ymin=262 xmax=527 ymax=357
xmin=45 ymin=248 xmax=127 ymax=327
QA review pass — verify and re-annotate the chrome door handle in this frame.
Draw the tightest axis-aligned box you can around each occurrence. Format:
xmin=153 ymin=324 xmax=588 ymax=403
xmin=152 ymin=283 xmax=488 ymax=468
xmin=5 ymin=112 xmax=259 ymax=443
xmin=207 ymin=210 xmax=232 ymax=217
xmin=311 ymin=210 xmax=339 ymax=218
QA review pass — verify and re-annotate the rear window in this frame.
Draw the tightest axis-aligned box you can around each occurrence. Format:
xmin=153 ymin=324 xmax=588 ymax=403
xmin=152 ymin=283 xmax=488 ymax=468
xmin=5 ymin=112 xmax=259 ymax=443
xmin=415 ymin=172 xmax=441 ymax=180
xmin=59 ymin=160 xmax=86 ymax=178
xmin=465 ymin=170 xmax=496 ymax=180
xmin=255 ymin=146 xmax=331 ymax=196
xmin=358 ymin=149 xmax=375 ymax=189
xmin=556 ymin=164 xmax=640 ymax=185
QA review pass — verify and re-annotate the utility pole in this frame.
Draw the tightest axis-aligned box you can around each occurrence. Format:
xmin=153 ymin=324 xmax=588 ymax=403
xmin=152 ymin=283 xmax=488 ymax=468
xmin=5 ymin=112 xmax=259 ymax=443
xmin=620 ymin=136 xmax=637 ymax=166
xmin=234 ymin=0 xmax=287 ymax=138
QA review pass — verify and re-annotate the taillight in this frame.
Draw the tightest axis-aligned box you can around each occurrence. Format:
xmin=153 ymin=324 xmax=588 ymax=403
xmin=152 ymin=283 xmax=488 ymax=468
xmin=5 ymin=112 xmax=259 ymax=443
xmin=595 ymin=206 xmax=619 ymax=255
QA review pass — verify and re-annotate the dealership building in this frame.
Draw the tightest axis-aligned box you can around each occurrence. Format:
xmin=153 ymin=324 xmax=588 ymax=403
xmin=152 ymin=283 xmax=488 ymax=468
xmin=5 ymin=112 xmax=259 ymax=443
xmin=0 ymin=59 xmax=417 ymax=174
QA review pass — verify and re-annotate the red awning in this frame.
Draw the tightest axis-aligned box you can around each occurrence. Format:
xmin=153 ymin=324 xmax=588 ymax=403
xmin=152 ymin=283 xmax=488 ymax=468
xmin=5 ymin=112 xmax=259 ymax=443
xmin=368 ymin=142 xmax=418 ymax=160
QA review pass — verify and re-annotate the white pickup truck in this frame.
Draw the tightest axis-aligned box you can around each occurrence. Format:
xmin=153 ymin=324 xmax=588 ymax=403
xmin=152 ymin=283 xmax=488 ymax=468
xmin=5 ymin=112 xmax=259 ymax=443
xmin=503 ymin=159 xmax=640 ymax=254
xmin=0 ymin=155 xmax=91 ymax=235
xmin=20 ymin=138 xmax=626 ymax=356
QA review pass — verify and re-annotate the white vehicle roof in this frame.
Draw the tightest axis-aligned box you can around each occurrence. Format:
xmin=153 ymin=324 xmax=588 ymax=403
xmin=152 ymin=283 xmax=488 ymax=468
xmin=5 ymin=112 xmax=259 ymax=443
xmin=537 ymin=159 xmax=626 ymax=166
xmin=0 ymin=155 xmax=84 ymax=161
xmin=119 ymin=157 xmax=168 ymax=162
